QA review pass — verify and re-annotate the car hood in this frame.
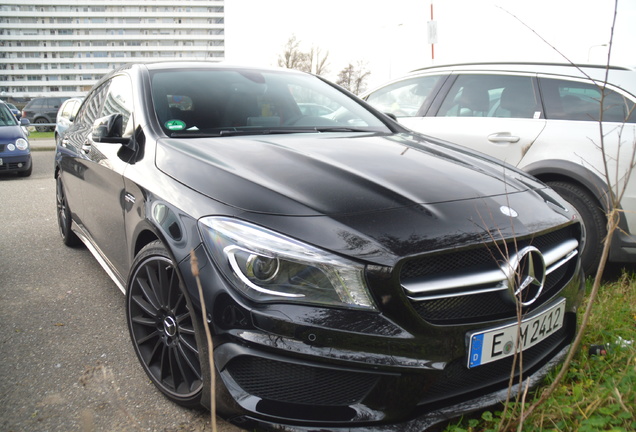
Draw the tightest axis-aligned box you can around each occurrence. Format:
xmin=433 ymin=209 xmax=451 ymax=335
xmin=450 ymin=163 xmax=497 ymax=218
xmin=156 ymin=132 xmax=572 ymax=264
xmin=157 ymin=132 xmax=538 ymax=216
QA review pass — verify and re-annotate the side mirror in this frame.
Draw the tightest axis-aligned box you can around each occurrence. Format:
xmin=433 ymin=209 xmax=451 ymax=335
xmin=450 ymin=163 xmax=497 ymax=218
xmin=20 ymin=118 xmax=30 ymax=126
xmin=92 ymin=113 xmax=129 ymax=144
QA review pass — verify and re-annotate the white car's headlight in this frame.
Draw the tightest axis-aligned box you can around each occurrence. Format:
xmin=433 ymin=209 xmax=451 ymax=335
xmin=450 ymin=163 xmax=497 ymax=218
xmin=199 ymin=217 xmax=376 ymax=310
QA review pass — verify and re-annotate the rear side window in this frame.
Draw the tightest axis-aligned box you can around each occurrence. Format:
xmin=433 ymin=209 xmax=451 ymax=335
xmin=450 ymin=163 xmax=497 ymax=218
xmin=28 ymin=99 xmax=44 ymax=110
xmin=365 ymin=75 xmax=443 ymax=117
xmin=539 ymin=78 xmax=636 ymax=123
xmin=44 ymin=99 xmax=58 ymax=109
xmin=437 ymin=74 xmax=541 ymax=119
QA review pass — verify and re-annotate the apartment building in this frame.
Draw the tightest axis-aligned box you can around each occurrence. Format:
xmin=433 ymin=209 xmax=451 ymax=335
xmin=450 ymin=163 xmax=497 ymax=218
xmin=0 ymin=0 xmax=225 ymax=104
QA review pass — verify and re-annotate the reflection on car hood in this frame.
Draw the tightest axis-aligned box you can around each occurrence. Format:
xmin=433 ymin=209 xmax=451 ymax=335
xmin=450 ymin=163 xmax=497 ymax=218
xmin=156 ymin=132 xmax=537 ymax=217
xmin=156 ymin=132 xmax=572 ymax=264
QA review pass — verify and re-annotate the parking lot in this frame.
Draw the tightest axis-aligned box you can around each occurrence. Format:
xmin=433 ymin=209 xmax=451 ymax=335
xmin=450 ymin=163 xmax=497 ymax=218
xmin=0 ymin=150 xmax=240 ymax=432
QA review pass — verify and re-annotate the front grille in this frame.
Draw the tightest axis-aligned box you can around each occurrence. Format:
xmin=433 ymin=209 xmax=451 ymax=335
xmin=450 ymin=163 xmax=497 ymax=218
xmin=401 ymin=225 xmax=579 ymax=324
xmin=0 ymin=162 xmax=25 ymax=171
xmin=226 ymin=356 xmax=379 ymax=406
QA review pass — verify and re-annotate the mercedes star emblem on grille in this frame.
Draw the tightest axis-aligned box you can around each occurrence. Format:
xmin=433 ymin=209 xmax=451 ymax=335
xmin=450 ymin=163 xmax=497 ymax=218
xmin=505 ymin=246 xmax=546 ymax=306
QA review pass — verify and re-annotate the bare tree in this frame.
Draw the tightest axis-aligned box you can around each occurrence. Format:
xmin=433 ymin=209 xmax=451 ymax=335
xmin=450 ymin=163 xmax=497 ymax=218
xmin=336 ymin=61 xmax=371 ymax=94
xmin=277 ymin=35 xmax=310 ymax=71
xmin=310 ymin=46 xmax=330 ymax=76
xmin=278 ymin=36 xmax=330 ymax=76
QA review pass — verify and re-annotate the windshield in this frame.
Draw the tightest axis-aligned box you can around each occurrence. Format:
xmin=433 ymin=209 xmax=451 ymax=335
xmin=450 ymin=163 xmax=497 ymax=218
xmin=150 ymin=68 xmax=390 ymax=137
xmin=0 ymin=103 xmax=19 ymax=127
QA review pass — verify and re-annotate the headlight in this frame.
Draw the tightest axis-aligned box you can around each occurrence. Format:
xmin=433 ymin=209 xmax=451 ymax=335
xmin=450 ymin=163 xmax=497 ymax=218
xmin=15 ymin=138 xmax=29 ymax=151
xmin=199 ymin=217 xmax=376 ymax=310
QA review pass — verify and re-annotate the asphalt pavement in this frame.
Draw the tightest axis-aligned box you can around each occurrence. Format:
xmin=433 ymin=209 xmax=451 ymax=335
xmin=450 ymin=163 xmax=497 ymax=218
xmin=0 ymin=150 xmax=242 ymax=432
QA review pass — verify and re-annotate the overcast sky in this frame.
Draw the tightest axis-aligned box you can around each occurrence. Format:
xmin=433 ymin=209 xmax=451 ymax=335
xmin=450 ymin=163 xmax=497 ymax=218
xmin=224 ymin=0 xmax=636 ymax=88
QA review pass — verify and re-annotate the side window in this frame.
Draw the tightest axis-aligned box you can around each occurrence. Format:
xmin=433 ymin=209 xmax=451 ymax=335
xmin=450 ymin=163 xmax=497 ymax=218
xmin=102 ymin=75 xmax=135 ymax=136
xmin=540 ymin=78 xmax=635 ymax=123
xmin=46 ymin=99 xmax=61 ymax=110
xmin=365 ymin=75 xmax=443 ymax=117
xmin=75 ymin=83 xmax=110 ymax=127
xmin=437 ymin=75 xmax=540 ymax=119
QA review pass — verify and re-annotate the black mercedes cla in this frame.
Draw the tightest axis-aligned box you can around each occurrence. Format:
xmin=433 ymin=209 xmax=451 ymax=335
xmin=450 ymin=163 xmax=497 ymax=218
xmin=55 ymin=62 xmax=584 ymax=431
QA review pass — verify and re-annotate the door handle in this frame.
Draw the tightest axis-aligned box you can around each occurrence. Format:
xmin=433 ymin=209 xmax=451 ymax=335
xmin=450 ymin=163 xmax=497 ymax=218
xmin=487 ymin=133 xmax=520 ymax=144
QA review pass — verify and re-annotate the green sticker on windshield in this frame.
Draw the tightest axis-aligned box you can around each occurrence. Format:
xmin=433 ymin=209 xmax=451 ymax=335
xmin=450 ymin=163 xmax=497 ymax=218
xmin=165 ymin=119 xmax=186 ymax=130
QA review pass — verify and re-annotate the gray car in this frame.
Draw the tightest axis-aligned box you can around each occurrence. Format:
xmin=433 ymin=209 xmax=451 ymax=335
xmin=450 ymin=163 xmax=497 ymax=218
xmin=21 ymin=96 xmax=69 ymax=132
xmin=363 ymin=62 xmax=636 ymax=275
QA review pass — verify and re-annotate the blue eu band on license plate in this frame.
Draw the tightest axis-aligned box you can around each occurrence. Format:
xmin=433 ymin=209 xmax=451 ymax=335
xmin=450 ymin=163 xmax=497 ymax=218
xmin=467 ymin=299 xmax=566 ymax=368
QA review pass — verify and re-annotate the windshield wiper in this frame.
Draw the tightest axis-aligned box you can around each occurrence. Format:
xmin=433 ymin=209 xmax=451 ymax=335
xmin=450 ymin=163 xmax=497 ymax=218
xmin=169 ymin=126 xmax=374 ymax=138
xmin=170 ymin=129 xmax=308 ymax=138
xmin=312 ymin=126 xmax=371 ymax=133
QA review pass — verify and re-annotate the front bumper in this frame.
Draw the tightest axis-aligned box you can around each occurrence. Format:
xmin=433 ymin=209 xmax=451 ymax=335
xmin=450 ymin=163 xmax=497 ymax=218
xmin=0 ymin=153 xmax=31 ymax=174
xmin=180 ymin=242 xmax=582 ymax=430
xmin=213 ymin=315 xmax=575 ymax=429
xmin=226 ymin=345 xmax=571 ymax=432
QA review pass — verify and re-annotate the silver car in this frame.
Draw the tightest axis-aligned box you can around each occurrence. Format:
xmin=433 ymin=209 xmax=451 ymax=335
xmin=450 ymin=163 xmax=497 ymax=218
xmin=363 ymin=62 xmax=636 ymax=275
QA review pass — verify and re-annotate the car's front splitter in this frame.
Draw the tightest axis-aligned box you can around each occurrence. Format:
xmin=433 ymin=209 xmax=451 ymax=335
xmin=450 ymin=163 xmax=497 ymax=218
xmin=224 ymin=344 xmax=570 ymax=432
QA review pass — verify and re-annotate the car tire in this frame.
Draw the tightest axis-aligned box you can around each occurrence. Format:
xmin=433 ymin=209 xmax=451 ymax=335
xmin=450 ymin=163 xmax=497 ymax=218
xmin=547 ymin=181 xmax=606 ymax=276
xmin=56 ymin=176 xmax=81 ymax=246
xmin=126 ymin=241 xmax=207 ymax=408
xmin=34 ymin=118 xmax=52 ymax=132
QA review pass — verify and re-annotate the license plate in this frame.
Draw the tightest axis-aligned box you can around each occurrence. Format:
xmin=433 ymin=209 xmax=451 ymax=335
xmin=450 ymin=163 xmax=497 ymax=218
xmin=467 ymin=299 xmax=566 ymax=368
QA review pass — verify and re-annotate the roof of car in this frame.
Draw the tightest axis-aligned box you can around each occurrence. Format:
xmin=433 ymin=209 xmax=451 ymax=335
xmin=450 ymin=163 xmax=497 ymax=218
xmin=411 ymin=61 xmax=634 ymax=73
xmin=108 ymin=61 xmax=300 ymax=74
xmin=406 ymin=62 xmax=636 ymax=97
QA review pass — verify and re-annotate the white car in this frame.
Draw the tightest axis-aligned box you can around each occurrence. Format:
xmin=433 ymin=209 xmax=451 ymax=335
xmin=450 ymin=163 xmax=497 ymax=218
xmin=363 ymin=62 xmax=636 ymax=275
xmin=54 ymin=97 xmax=84 ymax=146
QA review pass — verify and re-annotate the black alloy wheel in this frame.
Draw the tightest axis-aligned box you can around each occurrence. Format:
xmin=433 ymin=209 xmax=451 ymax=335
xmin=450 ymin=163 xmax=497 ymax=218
xmin=126 ymin=241 xmax=206 ymax=407
xmin=56 ymin=176 xmax=81 ymax=246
